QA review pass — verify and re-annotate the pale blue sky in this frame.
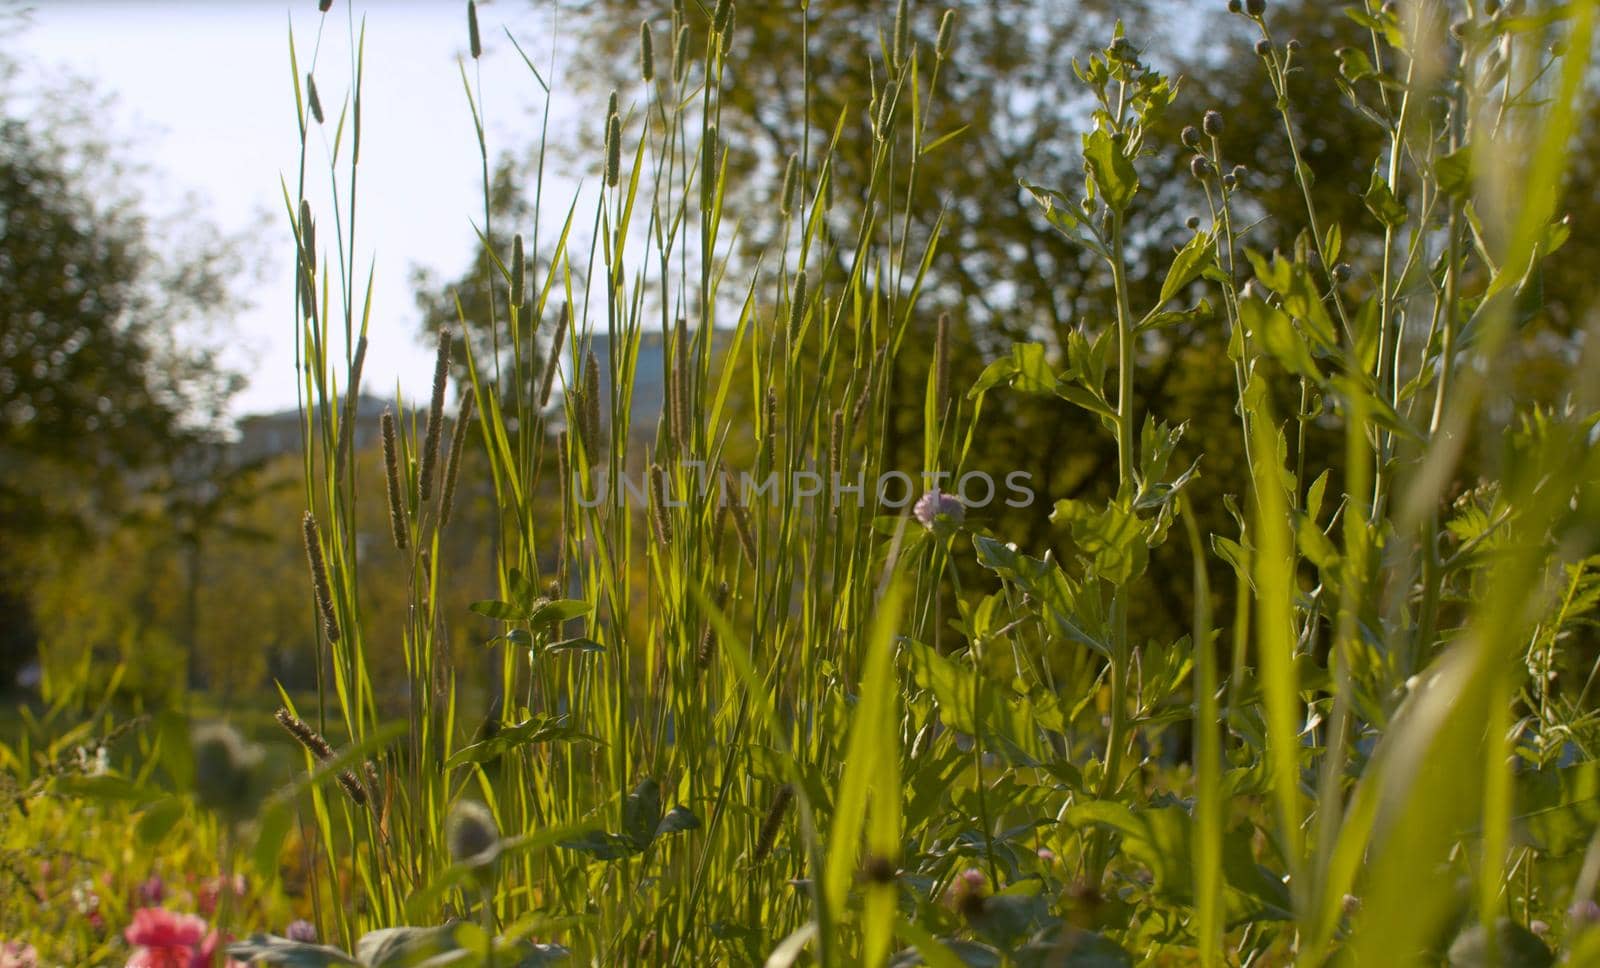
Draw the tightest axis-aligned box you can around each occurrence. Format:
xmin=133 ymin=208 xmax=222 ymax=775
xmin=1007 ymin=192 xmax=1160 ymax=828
xmin=18 ymin=0 xmax=587 ymax=417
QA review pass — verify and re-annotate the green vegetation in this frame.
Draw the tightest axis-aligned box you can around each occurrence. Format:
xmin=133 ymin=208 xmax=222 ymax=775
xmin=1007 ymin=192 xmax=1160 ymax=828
xmin=5 ymin=0 xmax=1600 ymax=965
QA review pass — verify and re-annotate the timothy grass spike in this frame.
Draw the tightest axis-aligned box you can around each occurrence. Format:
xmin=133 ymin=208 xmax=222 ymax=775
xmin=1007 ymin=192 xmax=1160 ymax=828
xmin=419 ymin=327 xmax=451 ymax=504
xmin=381 ymin=409 xmax=408 ymax=550
xmin=301 ymin=511 xmax=340 ymax=642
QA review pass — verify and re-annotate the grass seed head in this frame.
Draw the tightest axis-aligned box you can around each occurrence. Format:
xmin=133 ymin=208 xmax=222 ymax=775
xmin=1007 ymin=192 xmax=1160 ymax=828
xmin=605 ymin=113 xmax=622 ymax=187
xmin=511 ymin=233 xmax=525 ymax=307
xmin=673 ymin=25 xmax=690 ymax=82
xmin=539 ymin=303 xmax=568 ymax=409
xmin=419 ymin=327 xmax=452 ymax=504
xmin=640 ymin=21 xmax=655 ymax=81
xmin=440 ymin=393 xmax=474 ymax=530
xmin=302 ymin=511 xmax=341 ymax=641
xmin=306 ymin=73 xmax=324 ymax=124
xmin=381 ymin=409 xmax=408 ymax=550
xmin=712 ymin=0 xmax=733 ymax=35
xmin=780 ymin=153 xmax=799 ymax=216
xmin=467 ymin=0 xmax=482 ymax=59
xmin=936 ymin=9 xmax=955 ymax=58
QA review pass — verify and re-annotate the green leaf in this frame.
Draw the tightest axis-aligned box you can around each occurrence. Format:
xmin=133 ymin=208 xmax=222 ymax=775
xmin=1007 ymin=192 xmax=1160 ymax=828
xmin=1239 ymin=297 xmax=1321 ymax=381
xmin=444 ymin=716 xmax=598 ymax=768
xmin=1138 ymin=299 xmax=1213 ymax=334
xmin=622 ymin=777 xmax=663 ymax=850
xmin=528 ymin=598 xmax=591 ymax=629
xmin=356 ymin=926 xmax=462 ymax=968
xmin=545 ymin=636 xmax=605 ymax=654
xmin=469 ymin=599 xmax=524 ymax=622
xmin=967 ymin=343 xmax=1057 ymax=400
xmin=1082 ymin=128 xmax=1138 ymax=211
xmin=655 ymin=805 xmax=701 ymax=837
xmin=1159 ymin=232 xmax=1214 ymax=306
xmin=1445 ymin=919 xmax=1553 ymax=968
xmin=226 ymin=935 xmax=362 ymax=967
xmin=1436 ymin=144 xmax=1474 ymax=201
xmin=1363 ymin=172 xmax=1407 ymax=228
xmin=135 ymin=796 xmax=186 ymax=846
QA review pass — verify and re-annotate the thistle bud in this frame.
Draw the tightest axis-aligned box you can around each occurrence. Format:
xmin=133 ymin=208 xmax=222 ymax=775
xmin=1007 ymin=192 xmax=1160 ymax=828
xmin=1186 ymin=215 xmax=1201 ymax=230
xmin=1245 ymin=0 xmax=1267 ymax=14
xmin=936 ymin=9 xmax=955 ymax=58
xmin=1287 ymin=38 xmax=1302 ymax=53
xmin=467 ymin=0 xmax=481 ymax=59
xmin=1255 ymin=38 xmax=1271 ymax=56
xmin=640 ymin=22 xmax=655 ymax=82
xmin=319 ymin=0 xmax=333 ymax=11
xmin=445 ymin=800 xmax=500 ymax=869
xmin=307 ymin=73 xmax=324 ymax=124
xmin=1203 ymin=110 xmax=1223 ymax=137
xmin=1333 ymin=263 xmax=1352 ymax=281
xmin=1181 ymin=126 xmax=1201 ymax=148
xmin=1227 ymin=0 xmax=1243 ymax=11
xmin=1190 ymin=156 xmax=1212 ymax=179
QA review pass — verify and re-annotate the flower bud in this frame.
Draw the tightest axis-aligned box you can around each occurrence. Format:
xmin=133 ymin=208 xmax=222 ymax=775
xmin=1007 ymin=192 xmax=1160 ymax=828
xmin=1255 ymin=38 xmax=1271 ymax=56
xmin=1246 ymin=0 xmax=1266 ymax=14
xmin=1203 ymin=110 xmax=1223 ymax=137
xmin=1228 ymin=0 xmax=1242 ymax=11
xmin=1191 ymin=156 xmax=1211 ymax=179
xmin=1181 ymin=125 xmax=1201 ymax=148
xmin=1333 ymin=263 xmax=1352 ymax=281
xmin=1287 ymin=38 xmax=1302 ymax=53
xmin=1186 ymin=215 xmax=1201 ymax=230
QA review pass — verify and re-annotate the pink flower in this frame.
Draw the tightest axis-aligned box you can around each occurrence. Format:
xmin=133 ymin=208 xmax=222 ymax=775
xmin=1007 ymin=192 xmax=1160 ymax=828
xmin=124 ymin=908 xmax=206 ymax=968
xmin=139 ymin=875 xmax=166 ymax=906
xmin=1 ymin=941 xmax=39 ymax=968
xmin=913 ymin=489 xmax=964 ymax=532
xmin=195 ymin=931 xmax=248 ymax=968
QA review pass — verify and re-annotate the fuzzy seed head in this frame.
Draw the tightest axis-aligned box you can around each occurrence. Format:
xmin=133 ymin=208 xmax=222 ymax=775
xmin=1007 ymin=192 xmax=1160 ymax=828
xmin=892 ymin=0 xmax=910 ymax=68
xmin=605 ymin=114 xmax=622 ymax=187
xmin=446 ymin=800 xmax=500 ymax=868
xmin=192 ymin=724 xmax=264 ymax=824
xmin=673 ymin=25 xmax=690 ymax=82
xmin=780 ymin=154 xmax=799 ymax=216
xmin=439 ymin=393 xmax=474 ymax=530
xmin=712 ymin=0 xmax=733 ymax=35
xmin=419 ymin=328 xmax=452 ymax=504
xmin=539 ymin=304 xmax=569 ymax=409
xmin=1190 ymin=156 xmax=1211 ymax=179
xmin=1202 ymin=109 xmax=1223 ymax=137
xmin=307 ymin=74 xmax=324 ymax=124
xmin=380 ymin=411 xmax=408 ymax=550
xmin=936 ymin=9 xmax=955 ymax=58
xmin=511 ymin=234 xmax=526 ymax=307
xmin=1180 ymin=125 xmax=1201 ymax=148
xmin=302 ymin=511 xmax=341 ymax=642
xmin=467 ymin=0 xmax=481 ymax=58
xmin=789 ymin=269 xmax=808 ymax=338
xmin=640 ymin=21 xmax=656 ymax=81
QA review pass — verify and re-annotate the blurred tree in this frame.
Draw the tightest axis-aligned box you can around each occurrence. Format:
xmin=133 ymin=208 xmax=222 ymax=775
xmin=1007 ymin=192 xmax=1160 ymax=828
xmin=0 ymin=59 xmax=244 ymax=694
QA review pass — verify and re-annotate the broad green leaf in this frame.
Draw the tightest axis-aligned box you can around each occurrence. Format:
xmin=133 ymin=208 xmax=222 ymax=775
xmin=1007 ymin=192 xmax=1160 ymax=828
xmin=1083 ymin=128 xmax=1137 ymax=211
xmin=1159 ymin=232 xmax=1214 ymax=306
xmin=227 ymin=935 xmax=362 ymax=967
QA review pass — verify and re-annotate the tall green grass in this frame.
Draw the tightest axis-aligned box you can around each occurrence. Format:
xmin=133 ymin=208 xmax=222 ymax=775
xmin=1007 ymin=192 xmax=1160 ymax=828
xmin=256 ymin=0 xmax=1600 ymax=964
